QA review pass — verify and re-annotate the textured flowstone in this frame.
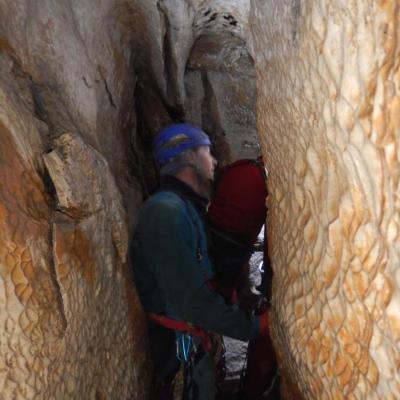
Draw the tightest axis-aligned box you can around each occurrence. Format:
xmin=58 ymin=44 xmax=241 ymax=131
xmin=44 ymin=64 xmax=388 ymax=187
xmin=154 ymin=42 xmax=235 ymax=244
xmin=43 ymin=133 xmax=147 ymax=399
xmin=0 ymin=1 xmax=149 ymax=398
xmin=0 ymin=97 xmax=149 ymax=398
xmin=250 ymin=1 xmax=400 ymax=399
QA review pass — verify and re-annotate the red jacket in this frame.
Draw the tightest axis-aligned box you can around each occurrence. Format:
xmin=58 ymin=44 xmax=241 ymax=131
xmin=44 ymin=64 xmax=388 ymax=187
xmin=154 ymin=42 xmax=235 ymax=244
xmin=208 ymin=159 xmax=267 ymax=244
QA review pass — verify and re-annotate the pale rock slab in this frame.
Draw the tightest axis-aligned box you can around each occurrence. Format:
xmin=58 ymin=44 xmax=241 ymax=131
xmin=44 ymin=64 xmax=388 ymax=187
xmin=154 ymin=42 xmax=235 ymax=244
xmin=185 ymin=33 xmax=258 ymax=164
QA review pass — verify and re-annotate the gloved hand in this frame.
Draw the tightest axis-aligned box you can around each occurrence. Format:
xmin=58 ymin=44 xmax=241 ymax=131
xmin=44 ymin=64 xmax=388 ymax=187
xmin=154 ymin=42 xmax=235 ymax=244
xmin=257 ymin=310 xmax=270 ymax=338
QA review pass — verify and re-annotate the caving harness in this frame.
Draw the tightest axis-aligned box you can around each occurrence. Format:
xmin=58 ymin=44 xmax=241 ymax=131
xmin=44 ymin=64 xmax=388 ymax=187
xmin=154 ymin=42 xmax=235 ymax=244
xmin=148 ymin=313 xmax=212 ymax=359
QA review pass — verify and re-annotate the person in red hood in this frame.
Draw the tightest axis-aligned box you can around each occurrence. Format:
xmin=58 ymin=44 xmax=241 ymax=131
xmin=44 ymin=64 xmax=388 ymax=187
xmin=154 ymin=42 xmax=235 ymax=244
xmin=207 ymin=157 xmax=268 ymax=299
xmin=207 ymin=157 xmax=278 ymax=400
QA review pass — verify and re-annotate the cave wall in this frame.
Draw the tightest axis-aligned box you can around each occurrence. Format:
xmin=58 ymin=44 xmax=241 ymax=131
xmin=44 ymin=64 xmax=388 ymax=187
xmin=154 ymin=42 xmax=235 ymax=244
xmin=250 ymin=1 xmax=400 ymax=399
xmin=185 ymin=33 xmax=258 ymax=164
xmin=128 ymin=0 xmax=259 ymax=165
xmin=0 ymin=1 xmax=148 ymax=398
xmin=2 ymin=0 xmax=399 ymax=399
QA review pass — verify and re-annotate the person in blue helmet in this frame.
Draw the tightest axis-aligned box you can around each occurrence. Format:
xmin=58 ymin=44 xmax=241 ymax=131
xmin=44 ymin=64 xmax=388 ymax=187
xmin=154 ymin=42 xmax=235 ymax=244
xmin=129 ymin=123 xmax=270 ymax=400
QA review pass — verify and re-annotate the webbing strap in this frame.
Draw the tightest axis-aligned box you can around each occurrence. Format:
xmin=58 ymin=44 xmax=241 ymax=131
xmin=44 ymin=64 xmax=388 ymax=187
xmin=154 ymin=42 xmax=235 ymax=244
xmin=148 ymin=313 xmax=212 ymax=353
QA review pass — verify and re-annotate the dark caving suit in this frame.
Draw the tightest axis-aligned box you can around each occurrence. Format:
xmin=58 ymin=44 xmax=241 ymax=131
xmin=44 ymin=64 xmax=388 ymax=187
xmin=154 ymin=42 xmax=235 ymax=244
xmin=207 ymin=159 xmax=278 ymax=399
xmin=129 ymin=124 xmax=268 ymax=400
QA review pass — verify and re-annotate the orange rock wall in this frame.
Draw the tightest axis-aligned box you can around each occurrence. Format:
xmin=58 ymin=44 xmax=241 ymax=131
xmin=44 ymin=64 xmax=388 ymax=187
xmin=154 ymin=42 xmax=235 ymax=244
xmin=3 ymin=0 xmax=399 ymax=399
xmin=250 ymin=1 xmax=400 ymax=399
xmin=0 ymin=1 xmax=149 ymax=398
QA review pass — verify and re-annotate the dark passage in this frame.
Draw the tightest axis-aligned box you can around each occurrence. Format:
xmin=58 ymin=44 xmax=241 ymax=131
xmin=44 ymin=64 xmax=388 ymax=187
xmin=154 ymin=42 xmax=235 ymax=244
xmin=130 ymin=26 xmax=279 ymax=398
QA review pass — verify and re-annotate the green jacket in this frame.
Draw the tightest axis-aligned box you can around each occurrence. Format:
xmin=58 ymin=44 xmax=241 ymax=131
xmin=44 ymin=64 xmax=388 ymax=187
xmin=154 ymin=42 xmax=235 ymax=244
xmin=130 ymin=178 xmax=258 ymax=341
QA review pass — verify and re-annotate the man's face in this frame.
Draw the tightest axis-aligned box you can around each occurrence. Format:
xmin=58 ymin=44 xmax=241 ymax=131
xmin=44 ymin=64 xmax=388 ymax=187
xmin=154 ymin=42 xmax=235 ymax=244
xmin=194 ymin=146 xmax=217 ymax=181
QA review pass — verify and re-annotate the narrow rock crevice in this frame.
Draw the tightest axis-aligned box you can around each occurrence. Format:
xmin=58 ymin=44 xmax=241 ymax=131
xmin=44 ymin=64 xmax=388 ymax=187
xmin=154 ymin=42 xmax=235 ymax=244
xmin=200 ymin=70 xmax=231 ymax=164
xmin=30 ymin=82 xmax=49 ymax=124
xmin=159 ymin=4 xmax=181 ymax=108
xmin=48 ymin=220 xmax=69 ymax=336
xmin=0 ymin=1 xmax=396 ymax=399
xmin=98 ymin=66 xmax=116 ymax=108
xmin=41 ymin=167 xmax=69 ymax=337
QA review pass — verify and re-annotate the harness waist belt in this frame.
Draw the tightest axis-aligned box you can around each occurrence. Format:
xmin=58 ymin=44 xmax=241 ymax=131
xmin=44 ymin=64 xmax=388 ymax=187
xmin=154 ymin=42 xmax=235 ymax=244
xmin=148 ymin=313 xmax=212 ymax=353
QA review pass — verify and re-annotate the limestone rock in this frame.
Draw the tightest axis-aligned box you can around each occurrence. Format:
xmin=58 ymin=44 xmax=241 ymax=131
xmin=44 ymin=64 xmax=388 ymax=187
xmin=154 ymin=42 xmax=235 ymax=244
xmin=127 ymin=0 xmax=258 ymax=163
xmin=2 ymin=0 xmax=400 ymax=399
xmin=185 ymin=33 xmax=258 ymax=163
xmin=250 ymin=1 xmax=400 ymax=399
xmin=0 ymin=1 xmax=149 ymax=398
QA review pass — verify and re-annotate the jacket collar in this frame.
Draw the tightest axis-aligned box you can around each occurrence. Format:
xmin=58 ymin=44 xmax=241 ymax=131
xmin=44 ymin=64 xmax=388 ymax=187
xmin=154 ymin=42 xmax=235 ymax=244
xmin=159 ymin=175 xmax=209 ymax=215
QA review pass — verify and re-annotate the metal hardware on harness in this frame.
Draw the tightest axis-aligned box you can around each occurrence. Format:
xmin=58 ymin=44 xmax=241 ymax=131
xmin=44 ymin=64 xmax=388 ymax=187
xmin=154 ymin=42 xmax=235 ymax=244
xmin=148 ymin=313 xmax=212 ymax=353
xmin=176 ymin=333 xmax=193 ymax=362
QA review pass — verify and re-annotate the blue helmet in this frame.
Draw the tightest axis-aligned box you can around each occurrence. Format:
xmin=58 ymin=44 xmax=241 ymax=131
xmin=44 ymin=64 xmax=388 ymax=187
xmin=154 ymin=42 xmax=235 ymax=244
xmin=153 ymin=123 xmax=212 ymax=167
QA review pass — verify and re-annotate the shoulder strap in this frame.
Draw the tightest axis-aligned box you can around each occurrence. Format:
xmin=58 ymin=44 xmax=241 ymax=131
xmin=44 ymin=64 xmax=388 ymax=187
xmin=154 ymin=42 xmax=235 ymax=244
xmin=182 ymin=199 xmax=204 ymax=263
